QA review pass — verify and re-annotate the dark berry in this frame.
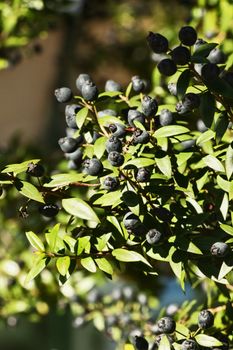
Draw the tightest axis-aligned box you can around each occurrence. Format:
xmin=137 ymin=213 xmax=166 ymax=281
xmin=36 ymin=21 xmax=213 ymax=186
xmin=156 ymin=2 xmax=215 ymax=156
xmin=134 ymin=336 xmax=149 ymax=350
xmin=83 ymin=158 xmax=103 ymax=176
xmin=210 ymin=242 xmax=230 ymax=258
xmin=128 ymin=110 xmax=145 ymax=127
xmin=105 ymin=79 xmax=122 ymax=92
xmin=65 ymin=147 xmax=83 ymax=162
xmin=54 ymin=87 xmax=73 ymax=103
xmin=157 ymin=59 xmax=177 ymax=76
xmin=133 ymin=129 xmax=150 ymax=144
xmin=159 ymin=109 xmax=173 ymax=126
xmin=201 ymin=63 xmax=220 ymax=81
xmin=147 ymin=32 xmax=169 ymax=53
xmin=171 ymin=46 xmax=191 ymax=65
xmin=103 ymin=176 xmax=120 ymax=191
xmin=136 ymin=168 xmax=150 ymax=182
xmin=27 ymin=163 xmax=44 ymax=177
xmin=207 ymin=48 xmax=226 ymax=64
xmin=108 ymin=151 xmax=124 ymax=166
xmin=58 ymin=137 xmax=78 ymax=153
xmin=198 ymin=309 xmax=214 ymax=329
xmin=123 ymin=212 xmax=140 ymax=231
xmin=181 ymin=339 xmax=199 ymax=350
xmin=180 ymin=139 xmax=196 ymax=150
xmin=76 ymin=73 xmax=92 ymax=91
xmin=98 ymin=109 xmax=117 ymax=117
xmin=179 ymin=26 xmax=197 ymax=46
xmin=81 ymin=81 xmax=98 ymax=101
xmin=68 ymin=160 xmax=81 ymax=170
xmin=176 ymin=93 xmax=200 ymax=114
xmin=65 ymin=104 xmax=81 ymax=129
xmin=131 ymin=76 xmax=145 ymax=93
xmin=157 ymin=316 xmax=176 ymax=334
xmin=146 ymin=229 xmax=163 ymax=245
xmin=141 ymin=95 xmax=158 ymax=117
xmin=167 ymin=82 xmax=177 ymax=96
xmin=39 ymin=204 xmax=59 ymax=217
xmin=109 ymin=123 xmax=126 ymax=138
xmin=106 ymin=136 xmax=122 ymax=153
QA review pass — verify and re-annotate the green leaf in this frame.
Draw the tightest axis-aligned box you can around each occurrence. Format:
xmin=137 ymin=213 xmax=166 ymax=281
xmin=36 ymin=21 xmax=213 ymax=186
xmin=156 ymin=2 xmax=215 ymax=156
xmin=203 ymin=155 xmax=225 ymax=172
xmin=76 ymin=106 xmax=89 ymax=129
xmin=206 ymin=77 xmax=233 ymax=99
xmin=195 ymin=334 xmax=222 ymax=347
xmin=155 ymin=156 xmax=172 ymax=178
xmin=98 ymin=91 xmax=121 ymax=98
xmin=177 ymin=69 xmax=190 ymax=99
xmin=98 ymin=115 xmax=125 ymax=127
xmin=16 ymin=181 xmax=44 ymax=203
xmin=26 ymin=231 xmax=45 ymax=252
xmin=76 ymin=236 xmax=91 ymax=255
xmin=192 ymin=43 xmax=218 ymax=59
xmin=225 ymin=144 xmax=233 ymax=180
xmin=80 ymin=257 xmax=97 ymax=273
xmin=95 ymin=233 xmax=112 ymax=251
xmin=220 ymin=193 xmax=229 ymax=220
xmin=214 ymin=112 xmax=229 ymax=143
xmin=1 ymin=159 xmax=40 ymax=175
xmin=199 ymin=92 xmax=215 ymax=128
xmin=94 ymin=136 xmax=108 ymax=159
xmin=154 ymin=125 xmax=189 ymax=138
xmin=24 ymin=255 xmax=49 ymax=285
xmin=95 ymin=258 xmax=113 ymax=275
xmin=196 ymin=129 xmax=215 ymax=145
xmin=158 ymin=335 xmax=171 ymax=350
xmin=62 ymin=198 xmax=100 ymax=223
xmin=217 ymin=175 xmax=232 ymax=193
xmin=56 ymin=256 xmax=70 ymax=276
xmin=176 ymin=152 xmax=193 ymax=167
xmin=123 ymin=158 xmax=155 ymax=168
xmin=44 ymin=173 xmax=84 ymax=187
xmin=45 ymin=224 xmax=60 ymax=252
xmin=220 ymin=223 xmax=233 ymax=236
xmin=112 ymin=249 xmax=151 ymax=267
xmin=93 ymin=190 xmax=122 ymax=207
xmin=125 ymin=82 xmax=132 ymax=98
xmin=218 ymin=261 xmax=233 ymax=280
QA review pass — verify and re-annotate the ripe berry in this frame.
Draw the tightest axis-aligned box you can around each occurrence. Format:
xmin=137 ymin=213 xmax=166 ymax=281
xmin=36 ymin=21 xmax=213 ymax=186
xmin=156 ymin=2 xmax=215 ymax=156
xmin=157 ymin=316 xmax=176 ymax=334
xmin=108 ymin=151 xmax=124 ymax=166
xmin=141 ymin=95 xmax=158 ymax=117
xmin=105 ymin=79 xmax=122 ymax=92
xmin=54 ymin=87 xmax=73 ymax=103
xmin=123 ymin=212 xmax=140 ymax=231
xmin=133 ymin=336 xmax=149 ymax=350
xmin=181 ymin=339 xmax=199 ymax=350
xmin=198 ymin=309 xmax=214 ymax=329
xmin=83 ymin=158 xmax=103 ymax=176
xmin=65 ymin=104 xmax=81 ymax=129
xmin=207 ymin=48 xmax=226 ymax=64
xmin=157 ymin=59 xmax=177 ymax=76
xmin=106 ymin=136 xmax=122 ymax=153
xmin=109 ymin=123 xmax=126 ymax=138
xmin=176 ymin=93 xmax=200 ymax=114
xmin=65 ymin=147 xmax=83 ymax=162
xmin=68 ymin=160 xmax=81 ymax=170
xmin=171 ymin=46 xmax=191 ymax=65
xmin=180 ymin=139 xmax=196 ymax=150
xmin=159 ymin=109 xmax=173 ymax=126
xmin=103 ymin=176 xmax=120 ymax=191
xmin=81 ymin=81 xmax=98 ymax=101
xmin=131 ymin=76 xmax=145 ymax=93
xmin=133 ymin=129 xmax=150 ymax=144
xmin=27 ymin=163 xmax=44 ymax=177
xmin=39 ymin=204 xmax=59 ymax=217
xmin=58 ymin=137 xmax=78 ymax=153
xmin=136 ymin=168 xmax=150 ymax=182
xmin=128 ymin=110 xmax=145 ymax=127
xmin=178 ymin=26 xmax=197 ymax=46
xmin=201 ymin=63 xmax=220 ymax=81
xmin=210 ymin=242 xmax=230 ymax=258
xmin=76 ymin=73 xmax=92 ymax=91
xmin=147 ymin=32 xmax=169 ymax=53
xmin=146 ymin=229 xmax=163 ymax=245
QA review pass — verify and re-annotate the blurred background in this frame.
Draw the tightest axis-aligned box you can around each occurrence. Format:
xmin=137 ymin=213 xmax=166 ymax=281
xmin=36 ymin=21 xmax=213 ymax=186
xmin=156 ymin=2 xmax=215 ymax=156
xmin=0 ymin=0 xmax=232 ymax=349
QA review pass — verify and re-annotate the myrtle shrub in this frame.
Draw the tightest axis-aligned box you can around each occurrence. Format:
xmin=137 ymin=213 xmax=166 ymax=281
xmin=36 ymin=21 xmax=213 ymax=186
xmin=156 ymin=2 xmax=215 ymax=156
xmin=1 ymin=24 xmax=233 ymax=349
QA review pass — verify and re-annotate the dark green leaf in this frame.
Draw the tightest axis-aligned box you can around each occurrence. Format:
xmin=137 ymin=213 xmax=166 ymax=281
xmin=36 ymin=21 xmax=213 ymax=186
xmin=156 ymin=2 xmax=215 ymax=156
xmin=192 ymin=43 xmax=218 ymax=59
xmin=199 ymin=92 xmax=215 ymax=128
xmin=177 ymin=69 xmax=191 ymax=99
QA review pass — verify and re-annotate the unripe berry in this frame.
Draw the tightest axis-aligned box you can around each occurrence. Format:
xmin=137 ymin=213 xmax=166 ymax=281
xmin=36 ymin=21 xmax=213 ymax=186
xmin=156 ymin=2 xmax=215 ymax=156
xmin=27 ymin=163 xmax=44 ymax=177
xmin=106 ymin=136 xmax=122 ymax=153
xmin=76 ymin=73 xmax=92 ymax=91
xmin=171 ymin=46 xmax=191 ymax=65
xmin=181 ymin=339 xmax=199 ymax=350
xmin=157 ymin=316 xmax=176 ymax=334
xmin=136 ymin=168 xmax=150 ymax=182
xmin=39 ymin=204 xmax=59 ymax=217
xmin=81 ymin=81 xmax=98 ymax=101
xmin=65 ymin=104 xmax=81 ymax=129
xmin=146 ymin=229 xmax=163 ymax=245
xmin=83 ymin=158 xmax=103 ymax=176
xmin=178 ymin=26 xmax=197 ymax=46
xmin=131 ymin=76 xmax=145 ymax=93
xmin=55 ymin=87 xmax=73 ymax=103
xmin=105 ymin=79 xmax=122 ymax=92
xmin=210 ymin=242 xmax=230 ymax=258
xmin=58 ymin=137 xmax=78 ymax=153
xmin=108 ymin=151 xmax=124 ymax=166
xmin=159 ymin=109 xmax=173 ymax=126
xmin=103 ymin=176 xmax=120 ymax=191
xmin=198 ymin=309 xmax=214 ymax=329
xmin=141 ymin=95 xmax=158 ymax=117
xmin=147 ymin=32 xmax=169 ymax=53
xmin=157 ymin=59 xmax=177 ymax=76
xmin=128 ymin=110 xmax=145 ymax=127
xmin=133 ymin=129 xmax=150 ymax=145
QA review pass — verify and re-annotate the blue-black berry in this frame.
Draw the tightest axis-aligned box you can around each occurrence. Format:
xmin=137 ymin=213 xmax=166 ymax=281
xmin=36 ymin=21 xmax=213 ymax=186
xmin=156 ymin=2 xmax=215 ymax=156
xmin=58 ymin=137 xmax=79 ymax=153
xmin=105 ymin=79 xmax=122 ymax=92
xmin=157 ymin=316 xmax=176 ymax=334
xmin=106 ymin=136 xmax=122 ymax=153
xmin=159 ymin=109 xmax=173 ymax=126
xmin=198 ymin=309 xmax=214 ymax=329
xmin=123 ymin=212 xmax=141 ymax=231
xmin=147 ymin=32 xmax=169 ymax=53
xmin=141 ymin=95 xmax=158 ymax=117
xmin=83 ymin=158 xmax=103 ymax=176
xmin=171 ymin=46 xmax=191 ymax=65
xmin=103 ymin=176 xmax=120 ymax=191
xmin=133 ymin=129 xmax=150 ymax=144
xmin=108 ymin=151 xmax=124 ymax=167
xmin=39 ymin=204 xmax=59 ymax=217
xmin=65 ymin=104 xmax=81 ymax=129
xmin=210 ymin=242 xmax=230 ymax=258
xmin=76 ymin=73 xmax=92 ymax=91
xmin=157 ymin=59 xmax=177 ymax=76
xmin=81 ymin=81 xmax=98 ymax=101
xmin=136 ymin=168 xmax=150 ymax=182
xmin=133 ymin=336 xmax=149 ymax=350
xmin=201 ymin=63 xmax=220 ymax=81
xmin=128 ymin=110 xmax=145 ymax=127
xmin=181 ymin=339 xmax=199 ymax=350
xmin=131 ymin=76 xmax=145 ymax=93
xmin=65 ymin=147 xmax=83 ymax=162
xmin=109 ymin=123 xmax=126 ymax=138
xmin=55 ymin=87 xmax=73 ymax=103
xmin=146 ymin=229 xmax=163 ymax=245
xmin=179 ymin=26 xmax=197 ymax=46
